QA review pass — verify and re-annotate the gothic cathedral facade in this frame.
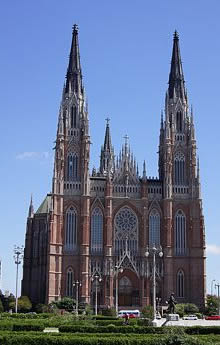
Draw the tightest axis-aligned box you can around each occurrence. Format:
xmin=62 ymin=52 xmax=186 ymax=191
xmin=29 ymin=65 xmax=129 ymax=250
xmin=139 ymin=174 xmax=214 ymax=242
xmin=22 ymin=26 xmax=206 ymax=309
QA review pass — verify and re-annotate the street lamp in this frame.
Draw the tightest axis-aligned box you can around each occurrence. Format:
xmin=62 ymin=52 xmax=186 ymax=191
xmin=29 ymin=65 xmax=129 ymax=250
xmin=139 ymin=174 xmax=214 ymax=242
xmin=215 ymin=283 xmax=220 ymax=315
xmin=211 ymin=279 xmax=216 ymax=295
xmin=145 ymin=245 xmax=163 ymax=326
xmin=72 ymin=280 xmax=81 ymax=316
xmin=113 ymin=265 xmax=123 ymax=316
xmin=13 ymin=245 xmax=24 ymax=314
xmin=91 ymin=272 xmax=102 ymax=315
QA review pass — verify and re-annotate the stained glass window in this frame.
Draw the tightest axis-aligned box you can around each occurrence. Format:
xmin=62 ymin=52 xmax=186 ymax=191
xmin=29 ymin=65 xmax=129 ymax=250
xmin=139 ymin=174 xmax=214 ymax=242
xmin=177 ymin=269 xmax=184 ymax=297
xmin=175 ymin=210 xmax=186 ymax=255
xmin=174 ymin=152 xmax=185 ymax=185
xmin=67 ymin=153 xmax=78 ymax=181
xmin=114 ymin=207 xmax=138 ymax=254
xmin=91 ymin=207 xmax=103 ymax=254
xmin=149 ymin=209 xmax=160 ymax=245
xmin=66 ymin=268 xmax=73 ymax=296
xmin=65 ymin=207 xmax=77 ymax=250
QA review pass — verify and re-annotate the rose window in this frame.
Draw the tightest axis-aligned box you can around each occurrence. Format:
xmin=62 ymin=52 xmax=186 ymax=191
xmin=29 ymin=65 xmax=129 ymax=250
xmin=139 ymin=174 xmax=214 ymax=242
xmin=115 ymin=207 xmax=137 ymax=232
xmin=114 ymin=207 xmax=138 ymax=253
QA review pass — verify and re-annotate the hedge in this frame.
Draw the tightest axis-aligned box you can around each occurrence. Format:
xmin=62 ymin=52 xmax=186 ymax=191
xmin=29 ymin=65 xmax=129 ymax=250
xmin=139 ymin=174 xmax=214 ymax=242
xmin=0 ymin=333 xmax=212 ymax=345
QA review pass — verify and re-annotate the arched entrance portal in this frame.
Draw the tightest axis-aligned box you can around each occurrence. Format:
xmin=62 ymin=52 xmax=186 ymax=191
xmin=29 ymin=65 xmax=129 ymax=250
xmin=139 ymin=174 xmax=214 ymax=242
xmin=118 ymin=276 xmax=140 ymax=306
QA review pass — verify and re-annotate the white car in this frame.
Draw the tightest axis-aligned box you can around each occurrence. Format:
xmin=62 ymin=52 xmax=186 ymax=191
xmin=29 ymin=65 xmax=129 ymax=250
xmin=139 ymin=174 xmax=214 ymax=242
xmin=183 ymin=315 xmax=198 ymax=320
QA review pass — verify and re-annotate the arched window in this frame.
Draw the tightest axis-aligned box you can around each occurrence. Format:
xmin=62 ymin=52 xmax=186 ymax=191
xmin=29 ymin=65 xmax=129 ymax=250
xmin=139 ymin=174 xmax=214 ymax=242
xmin=175 ymin=210 xmax=186 ymax=255
xmin=65 ymin=207 xmax=77 ymax=250
xmin=70 ymin=106 xmax=77 ymax=128
xmin=149 ymin=209 xmax=160 ymax=245
xmin=114 ymin=207 xmax=138 ymax=254
xmin=174 ymin=152 xmax=185 ymax=185
xmin=66 ymin=268 xmax=73 ymax=296
xmin=177 ymin=270 xmax=184 ymax=297
xmin=67 ymin=153 xmax=78 ymax=181
xmin=176 ymin=111 xmax=183 ymax=132
xmin=91 ymin=207 xmax=103 ymax=254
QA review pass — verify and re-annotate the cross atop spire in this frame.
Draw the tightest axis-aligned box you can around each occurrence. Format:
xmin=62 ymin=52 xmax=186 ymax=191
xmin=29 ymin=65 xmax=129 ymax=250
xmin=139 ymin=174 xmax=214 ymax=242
xmin=105 ymin=117 xmax=110 ymax=124
xmin=168 ymin=31 xmax=186 ymax=100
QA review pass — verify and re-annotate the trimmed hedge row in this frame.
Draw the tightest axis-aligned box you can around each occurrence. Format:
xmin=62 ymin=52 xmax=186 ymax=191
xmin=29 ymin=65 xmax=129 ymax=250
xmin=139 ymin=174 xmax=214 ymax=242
xmin=59 ymin=325 xmax=166 ymax=334
xmin=2 ymin=322 xmax=220 ymax=335
xmin=0 ymin=332 xmax=212 ymax=345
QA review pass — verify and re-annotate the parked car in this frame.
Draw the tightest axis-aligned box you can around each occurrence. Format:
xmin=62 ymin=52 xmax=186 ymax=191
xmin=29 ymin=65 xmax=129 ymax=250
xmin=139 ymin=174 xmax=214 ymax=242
xmin=118 ymin=310 xmax=140 ymax=318
xmin=183 ymin=315 xmax=198 ymax=320
xmin=205 ymin=315 xmax=220 ymax=320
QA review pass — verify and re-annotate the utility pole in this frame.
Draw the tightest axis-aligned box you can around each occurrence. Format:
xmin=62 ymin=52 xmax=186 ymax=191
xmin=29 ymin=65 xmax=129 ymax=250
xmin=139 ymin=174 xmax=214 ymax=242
xmin=13 ymin=246 xmax=24 ymax=313
xmin=215 ymin=283 xmax=220 ymax=315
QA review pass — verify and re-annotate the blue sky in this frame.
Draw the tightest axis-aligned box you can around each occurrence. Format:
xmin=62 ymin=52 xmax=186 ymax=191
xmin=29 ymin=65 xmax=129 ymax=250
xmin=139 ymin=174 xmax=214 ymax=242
xmin=0 ymin=0 xmax=220 ymax=298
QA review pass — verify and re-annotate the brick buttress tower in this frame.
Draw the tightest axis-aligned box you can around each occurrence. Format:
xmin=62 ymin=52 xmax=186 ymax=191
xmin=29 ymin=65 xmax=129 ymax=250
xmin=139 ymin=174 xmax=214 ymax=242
xmin=158 ymin=31 xmax=206 ymax=306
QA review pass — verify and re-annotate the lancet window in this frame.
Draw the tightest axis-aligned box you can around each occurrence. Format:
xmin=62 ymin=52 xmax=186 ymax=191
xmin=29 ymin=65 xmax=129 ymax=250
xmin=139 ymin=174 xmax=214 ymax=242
xmin=67 ymin=153 xmax=78 ymax=180
xmin=70 ymin=106 xmax=77 ymax=128
xmin=176 ymin=111 xmax=183 ymax=132
xmin=174 ymin=152 xmax=185 ymax=185
xmin=65 ymin=207 xmax=77 ymax=250
xmin=114 ymin=206 xmax=138 ymax=254
xmin=177 ymin=269 xmax=184 ymax=297
xmin=175 ymin=210 xmax=186 ymax=255
xmin=149 ymin=209 xmax=160 ymax=245
xmin=66 ymin=268 xmax=73 ymax=296
xmin=91 ymin=207 xmax=103 ymax=254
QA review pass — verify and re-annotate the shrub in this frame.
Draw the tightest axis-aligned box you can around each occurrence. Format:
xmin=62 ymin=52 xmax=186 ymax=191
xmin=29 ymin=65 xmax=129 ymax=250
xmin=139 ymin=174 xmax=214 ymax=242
xmin=184 ymin=303 xmax=199 ymax=314
xmin=141 ymin=305 xmax=153 ymax=319
xmin=102 ymin=307 xmax=116 ymax=317
xmin=34 ymin=304 xmax=49 ymax=313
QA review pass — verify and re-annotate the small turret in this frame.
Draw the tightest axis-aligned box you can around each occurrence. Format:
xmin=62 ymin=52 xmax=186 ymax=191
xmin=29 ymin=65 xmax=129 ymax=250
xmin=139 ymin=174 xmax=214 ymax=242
xmin=100 ymin=118 xmax=114 ymax=175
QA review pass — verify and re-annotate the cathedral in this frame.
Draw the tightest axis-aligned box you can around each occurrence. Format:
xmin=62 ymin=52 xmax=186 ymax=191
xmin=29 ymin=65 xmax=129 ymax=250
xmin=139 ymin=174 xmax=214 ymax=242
xmin=22 ymin=26 xmax=206 ymax=309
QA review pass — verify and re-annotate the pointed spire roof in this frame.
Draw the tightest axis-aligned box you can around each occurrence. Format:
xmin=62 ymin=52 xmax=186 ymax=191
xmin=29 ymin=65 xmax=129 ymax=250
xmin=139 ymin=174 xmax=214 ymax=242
xmin=28 ymin=194 xmax=34 ymax=218
xmin=168 ymin=31 xmax=186 ymax=99
xmin=104 ymin=117 xmax=112 ymax=151
xmin=65 ymin=24 xmax=83 ymax=94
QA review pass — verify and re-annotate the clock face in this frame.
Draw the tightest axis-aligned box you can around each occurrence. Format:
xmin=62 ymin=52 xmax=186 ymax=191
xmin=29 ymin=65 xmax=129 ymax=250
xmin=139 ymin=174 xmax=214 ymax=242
xmin=115 ymin=207 xmax=137 ymax=232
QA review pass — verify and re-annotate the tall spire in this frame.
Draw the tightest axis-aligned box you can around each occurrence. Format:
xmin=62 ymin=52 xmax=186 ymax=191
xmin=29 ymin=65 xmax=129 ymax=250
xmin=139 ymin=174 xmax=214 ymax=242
xmin=168 ymin=31 xmax=186 ymax=99
xmin=65 ymin=24 xmax=83 ymax=95
xmin=100 ymin=118 xmax=114 ymax=175
xmin=28 ymin=194 xmax=34 ymax=218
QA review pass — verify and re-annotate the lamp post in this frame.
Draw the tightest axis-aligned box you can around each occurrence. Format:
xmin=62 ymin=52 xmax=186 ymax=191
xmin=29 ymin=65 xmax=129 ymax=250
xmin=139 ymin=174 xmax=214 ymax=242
xmin=72 ymin=280 xmax=81 ymax=316
xmin=145 ymin=245 xmax=163 ymax=326
xmin=91 ymin=273 xmax=102 ymax=315
xmin=113 ymin=265 xmax=123 ymax=316
xmin=211 ymin=279 xmax=216 ymax=295
xmin=215 ymin=283 xmax=220 ymax=315
xmin=13 ymin=245 xmax=24 ymax=314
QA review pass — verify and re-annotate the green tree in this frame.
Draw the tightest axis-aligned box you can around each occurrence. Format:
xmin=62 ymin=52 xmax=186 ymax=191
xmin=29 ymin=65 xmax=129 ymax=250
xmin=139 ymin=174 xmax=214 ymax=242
xmin=53 ymin=297 xmax=76 ymax=312
xmin=9 ymin=296 xmax=32 ymax=313
xmin=205 ymin=294 xmax=219 ymax=315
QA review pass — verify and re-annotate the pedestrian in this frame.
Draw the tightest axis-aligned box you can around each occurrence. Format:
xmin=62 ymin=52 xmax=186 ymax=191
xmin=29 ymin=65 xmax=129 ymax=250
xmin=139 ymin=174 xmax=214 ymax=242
xmin=124 ymin=312 xmax=129 ymax=325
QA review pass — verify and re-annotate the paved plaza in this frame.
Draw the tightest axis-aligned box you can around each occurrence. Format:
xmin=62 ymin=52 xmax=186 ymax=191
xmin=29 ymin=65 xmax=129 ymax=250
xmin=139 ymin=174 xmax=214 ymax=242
xmin=157 ymin=318 xmax=220 ymax=327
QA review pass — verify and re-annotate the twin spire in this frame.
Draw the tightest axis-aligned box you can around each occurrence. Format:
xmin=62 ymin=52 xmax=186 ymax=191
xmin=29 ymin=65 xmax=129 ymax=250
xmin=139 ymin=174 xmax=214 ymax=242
xmin=64 ymin=27 xmax=187 ymax=179
xmin=168 ymin=31 xmax=186 ymax=100
xmin=65 ymin=24 xmax=83 ymax=95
